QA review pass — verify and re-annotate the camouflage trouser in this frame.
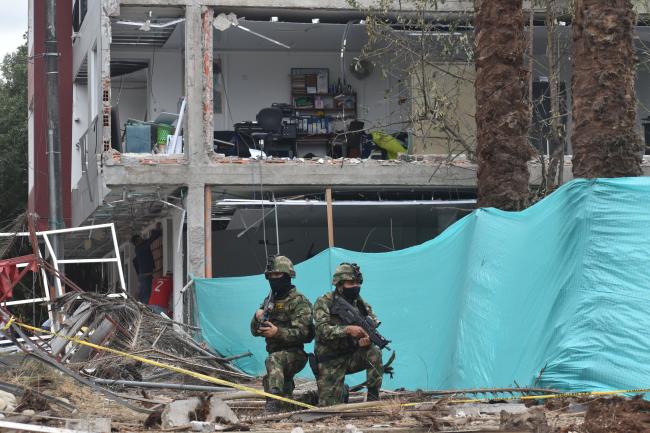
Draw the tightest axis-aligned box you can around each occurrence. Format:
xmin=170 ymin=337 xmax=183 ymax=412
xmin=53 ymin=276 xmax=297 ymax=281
xmin=263 ymin=349 xmax=307 ymax=397
xmin=316 ymin=345 xmax=383 ymax=407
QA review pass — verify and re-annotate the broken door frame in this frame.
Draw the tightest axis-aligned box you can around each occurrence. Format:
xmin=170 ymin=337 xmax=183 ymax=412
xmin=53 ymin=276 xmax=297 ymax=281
xmin=0 ymin=223 xmax=127 ymax=328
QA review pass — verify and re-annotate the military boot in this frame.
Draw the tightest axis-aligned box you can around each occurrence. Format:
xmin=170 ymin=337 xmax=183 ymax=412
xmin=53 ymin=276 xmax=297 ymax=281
xmin=367 ymin=387 xmax=380 ymax=402
xmin=265 ymin=387 xmax=282 ymax=413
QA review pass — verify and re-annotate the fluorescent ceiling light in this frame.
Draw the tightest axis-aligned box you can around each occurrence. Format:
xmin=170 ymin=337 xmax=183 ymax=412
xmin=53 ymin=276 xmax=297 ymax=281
xmin=407 ymin=31 xmax=463 ymax=37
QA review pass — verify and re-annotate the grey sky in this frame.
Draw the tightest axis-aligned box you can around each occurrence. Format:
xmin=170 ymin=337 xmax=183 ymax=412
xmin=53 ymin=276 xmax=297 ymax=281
xmin=0 ymin=1 xmax=28 ymax=60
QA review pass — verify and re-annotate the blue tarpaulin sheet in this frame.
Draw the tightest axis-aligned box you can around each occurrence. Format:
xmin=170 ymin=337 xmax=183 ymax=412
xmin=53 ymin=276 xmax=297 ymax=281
xmin=194 ymin=178 xmax=650 ymax=391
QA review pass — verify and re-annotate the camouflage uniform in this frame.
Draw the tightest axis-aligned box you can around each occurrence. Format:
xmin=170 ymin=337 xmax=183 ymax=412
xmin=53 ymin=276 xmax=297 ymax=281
xmin=313 ymin=290 xmax=383 ymax=406
xmin=251 ymin=257 xmax=313 ymax=400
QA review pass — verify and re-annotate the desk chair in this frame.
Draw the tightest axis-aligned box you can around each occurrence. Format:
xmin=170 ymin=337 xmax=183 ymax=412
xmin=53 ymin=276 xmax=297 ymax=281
xmin=252 ymin=107 xmax=295 ymax=157
xmin=251 ymin=108 xmax=283 ymax=149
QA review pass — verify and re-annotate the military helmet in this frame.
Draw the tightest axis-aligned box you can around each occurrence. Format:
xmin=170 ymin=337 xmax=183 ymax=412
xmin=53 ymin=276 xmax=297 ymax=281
xmin=265 ymin=255 xmax=296 ymax=278
xmin=332 ymin=262 xmax=363 ymax=285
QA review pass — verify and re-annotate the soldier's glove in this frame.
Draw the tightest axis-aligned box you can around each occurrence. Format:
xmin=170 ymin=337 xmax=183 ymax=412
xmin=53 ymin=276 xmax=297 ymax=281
xmin=382 ymin=351 xmax=396 ymax=378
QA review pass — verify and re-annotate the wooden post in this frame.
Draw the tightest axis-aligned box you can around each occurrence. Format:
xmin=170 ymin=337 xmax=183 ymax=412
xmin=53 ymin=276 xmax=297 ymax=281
xmin=326 ymin=188 xmax=334 ymax=247
xmin=204 ymin=185 xmax=212 ymax=278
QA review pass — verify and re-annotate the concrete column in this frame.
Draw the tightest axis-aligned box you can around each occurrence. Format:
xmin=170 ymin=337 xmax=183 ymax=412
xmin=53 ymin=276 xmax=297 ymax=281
xmin=186 ymin=183 xmax=205 ymax=279
xmin=184 ymin=5 xmax=208 ymax=165
xmin=202 ymin=7 xmax=214 ymax=157
xmin=172 ymin=207 xmax=185 ymax=323
xmin=100 ymin=0 xmax=114 ymax=151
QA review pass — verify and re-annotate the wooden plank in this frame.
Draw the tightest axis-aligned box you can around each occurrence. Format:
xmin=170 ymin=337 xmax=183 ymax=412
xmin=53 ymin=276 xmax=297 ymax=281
xmin=326 ymin=188 xmax=334 ymax=247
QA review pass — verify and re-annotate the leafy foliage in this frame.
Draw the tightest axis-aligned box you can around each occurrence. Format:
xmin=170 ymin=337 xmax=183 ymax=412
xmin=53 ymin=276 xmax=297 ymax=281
xmin=0 ymin=40 xmax=28 ymax=221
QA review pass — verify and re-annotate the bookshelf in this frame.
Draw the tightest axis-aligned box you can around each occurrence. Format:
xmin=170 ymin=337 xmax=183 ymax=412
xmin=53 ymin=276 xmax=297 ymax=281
xmin=290 ymin=68 xmax=357 ymax=119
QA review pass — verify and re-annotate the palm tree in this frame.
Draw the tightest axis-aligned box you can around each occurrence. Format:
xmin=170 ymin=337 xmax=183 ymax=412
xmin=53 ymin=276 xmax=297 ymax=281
xmin=571 ymin=0 xmax=642 ymax=178
xmin=474 ymin=0 xmax=531 ymax=210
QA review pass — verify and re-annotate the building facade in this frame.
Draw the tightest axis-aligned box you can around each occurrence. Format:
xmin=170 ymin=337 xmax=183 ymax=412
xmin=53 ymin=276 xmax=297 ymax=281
xmin=27 ymin=0 xmax=650 ymax=323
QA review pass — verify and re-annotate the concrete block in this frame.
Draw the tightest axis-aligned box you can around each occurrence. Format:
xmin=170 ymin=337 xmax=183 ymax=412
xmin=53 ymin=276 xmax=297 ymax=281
xmin=190 ymin=420 xmax=214 ymax=432
xmin=162 ymin=397 xmax=202 ymax=428
xmin=0 ymin=390 xmax=16 ymax=412
xmin=207 ymin=397 xmax=238 ymax=425
xmin=162 ymin=396 xmax=238 ymax=429
xmin=65 ymin=417 xmax=111 ymax=433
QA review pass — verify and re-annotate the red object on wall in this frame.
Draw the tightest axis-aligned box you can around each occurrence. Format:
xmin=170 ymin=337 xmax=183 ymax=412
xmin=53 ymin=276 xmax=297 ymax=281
xmin=149 ymin=275 xmax=173 ymax=311
xmin=29 ymin=0 xmax=73 ymax=230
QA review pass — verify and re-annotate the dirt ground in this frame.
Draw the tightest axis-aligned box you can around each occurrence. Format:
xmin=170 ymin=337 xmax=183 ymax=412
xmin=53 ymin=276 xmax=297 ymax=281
xmin=581 ymin=395 xmax=650 ymax=433
xmin=5 ymin=356 xmax=650 ymax=433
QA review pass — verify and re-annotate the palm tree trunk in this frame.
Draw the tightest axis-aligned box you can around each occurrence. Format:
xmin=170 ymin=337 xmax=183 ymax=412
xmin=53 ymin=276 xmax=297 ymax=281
xmin=475 ymin=0 xmax=531 ymax=210
xmin=571 ymin=0 xmax=642 ymax=178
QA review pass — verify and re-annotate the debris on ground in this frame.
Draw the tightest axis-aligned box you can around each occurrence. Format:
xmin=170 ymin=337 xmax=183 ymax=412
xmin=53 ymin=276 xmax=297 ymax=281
xmin=6 ymin=348 xmax=650 ymax=433
xmin=48 ymin=291 xmax=252 ymax=385
xmin=582 ymin=395 xmax=650 ymax=433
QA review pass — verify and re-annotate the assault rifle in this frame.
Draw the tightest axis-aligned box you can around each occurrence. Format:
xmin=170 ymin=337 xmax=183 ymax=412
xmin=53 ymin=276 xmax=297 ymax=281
xmin=330 ymin=295 xmax=390 ymax=350
xmin=257 ymin=290 xmax=275 ymax=332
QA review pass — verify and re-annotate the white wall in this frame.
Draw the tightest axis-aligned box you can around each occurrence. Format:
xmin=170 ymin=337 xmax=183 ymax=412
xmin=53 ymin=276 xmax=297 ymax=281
xmin=148 ymin=51 xmax=184 ymax=120
xmin=110 ymin=49 xmax=184 ymax=123
xmin=111 ymin=75 xmax=148 ymax=125
xmin=215 ymin=50 xmax=395 ymax=132
xmin=71 ymin=83 xmax=89 ymax=188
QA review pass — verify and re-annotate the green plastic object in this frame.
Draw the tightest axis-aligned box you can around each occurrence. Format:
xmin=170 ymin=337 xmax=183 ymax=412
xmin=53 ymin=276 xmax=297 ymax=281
xmin=370 ymin=131 xmax=406 ymax=159
xmin=157 ymin=124 xmax=173 ymax=145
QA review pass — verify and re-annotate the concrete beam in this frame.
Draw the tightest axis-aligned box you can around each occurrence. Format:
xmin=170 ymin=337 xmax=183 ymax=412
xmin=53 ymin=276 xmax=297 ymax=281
xmin=103 ymin=160 xmax=478 ymax=190
xmin=103 ymin=163 xmax=188 ymax=186
xmin=102 ymin=157 xmax=650 ymax=191
xmin=118 ymin=0 xmax=473 ymax=12
xmin=116 ymin=0 xmax=650 ymax=20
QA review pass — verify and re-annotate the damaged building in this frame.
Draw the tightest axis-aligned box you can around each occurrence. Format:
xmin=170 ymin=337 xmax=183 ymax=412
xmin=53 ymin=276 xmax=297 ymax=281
xmin=24 ymin=0 xmax=650 ymax=325
xmin=5 ymin=0 xmax=650 ymax=431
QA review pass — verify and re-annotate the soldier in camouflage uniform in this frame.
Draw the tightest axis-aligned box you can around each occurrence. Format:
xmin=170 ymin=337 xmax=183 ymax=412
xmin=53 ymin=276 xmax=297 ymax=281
xmin=313 ymin=263 xmax=383 ymax=406
xmin=250 ymin=255 xmax=314 ymax=412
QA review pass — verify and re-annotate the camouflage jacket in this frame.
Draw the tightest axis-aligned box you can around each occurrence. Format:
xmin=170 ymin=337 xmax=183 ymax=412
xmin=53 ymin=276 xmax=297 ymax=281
xmin=250 ymin=287 xmax=313 ymax=353
xmin=313 ymin=290 xmax=378 ymax=359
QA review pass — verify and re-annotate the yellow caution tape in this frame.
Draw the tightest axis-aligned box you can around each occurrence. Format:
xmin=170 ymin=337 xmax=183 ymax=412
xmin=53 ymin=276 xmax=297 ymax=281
xmin=1 ymin=316 xmax=15 ymax=331
xmin=10 ymin=319 xmax=315 ymax=409
xmin=10 ymin=318 xmax=650 ymax=412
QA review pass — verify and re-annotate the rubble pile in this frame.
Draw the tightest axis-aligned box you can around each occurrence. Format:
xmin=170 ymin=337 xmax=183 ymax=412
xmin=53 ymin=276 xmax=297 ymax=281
xmin=48 ymin=291 xmax=252 ymax=386
xmin=4 ymin=357 xmax=645 ymax=433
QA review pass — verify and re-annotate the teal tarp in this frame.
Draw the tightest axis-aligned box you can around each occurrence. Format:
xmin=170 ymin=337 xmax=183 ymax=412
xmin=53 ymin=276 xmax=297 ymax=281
xmin=195 ymin=178 xmax=650 ymax=391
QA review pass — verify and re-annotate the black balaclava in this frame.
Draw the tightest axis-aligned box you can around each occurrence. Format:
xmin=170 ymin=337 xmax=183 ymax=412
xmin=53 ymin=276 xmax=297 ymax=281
xmin=268 ymin=274 xmax=292 ymax=299
xmin=341 ymin=285 xmax=361 ymax=302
